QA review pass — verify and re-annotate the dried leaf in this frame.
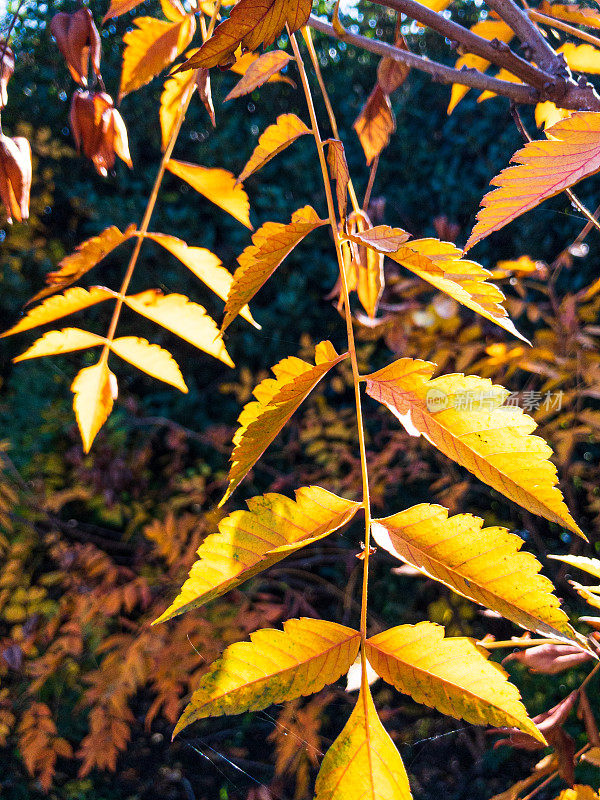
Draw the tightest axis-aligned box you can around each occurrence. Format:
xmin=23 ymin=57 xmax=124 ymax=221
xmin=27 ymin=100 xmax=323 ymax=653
xmin=225 ymin=50 xmax=292 ymax=100
xmin=347 ymin=224 xmax=410 ymax=252
xmin=346 ymin=211 xmax=385 ymax=319
xmin=110 ymin=336 xmax=188 ymax=392
xmin=238 ymin=113 xmax=310 ymax=183
xmin=196 ymin=67 xmax=215 ymax=127
xmin=222 ymin=205 xmax=325 ymax=331
xmin=0 ymin=134 xmax=31 ymax=224
xmin=365 ymin=359 xmax=583 ymax=535
xmin=326 ymin=138 xmax=349 ymax=222
xmin=367 ymin=622 xmax=544 ymax=741
xmin=222 ymin=341 xmax=348 ymax=504
xmin=503 ymin=643 xmax=592 ymax=674
xmin=50 ymin=8 xmax=101 ymax=87
xmin=377 ymin=34 xmax=410 ymax=95
xmin=70 ymin=90 xmax=132 ymax=176
xmin=13 ymin=328 xmax=105 ymax=362
xmin=123 ymin=289 xmax=234 ymax=366
xmin=166 ymin=158 xmax=252 ymax=228
xmin=353 ymin=84 xmax=395 ymax=166
xmin=370 ymin=504 xmax=582 ymax=645
xmin=154 ymin=486 xmax=360 ymax=621
xmin=0 ymin=42 xmax=15 ymax=108
xmin=1 ymin=287 xmax=113 ymax=337
xmin=72 ymin=360 xmax=117 ymax=452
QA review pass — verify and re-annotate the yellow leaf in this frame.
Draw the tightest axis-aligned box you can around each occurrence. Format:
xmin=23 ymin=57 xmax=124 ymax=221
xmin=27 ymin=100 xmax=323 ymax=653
xmin=326 ymin=139 xmax=349 ymax=223
xmin=496 ymin=255 xmax=540 ymax=275
xmin=146 ymin=232 xmax=258 ymax=327
xmin=353 ymin=84 xmax=395 ymax=166
xmin=160 ymin=67 xmax=197 ymax=151
xmin=238 ymin=113 xmax=310 ymax=183
xmin=166 ymin=158 xmax=252 ymax=228
xmin=367 ymin=622 xmax=545 ymax=740
xmin=72 ymin=360 xmax=116 ymax=453
xmin=123 ymin=290 xmax=234 ymax=366
xmin=550 ymin=555 xmax=600 ymax=580
xmin=538 ymin=1 xmax=600 ymax=30
xmin=535 ymin=101 xmax=571 ymax=130
xmin=447 ymin=20 xmax=514 ymax=114
xmin=465 ymin=112 xmax=600 ymax=252
xmin=346 ymin=225 xmax=411 ymax=253
xmin=345 ymin=212 xmax=385 ymax=319
xmin=180 ymin=0 xmax=312 ymax=68
xmin=558 ymin=42 xmax=600 ymax=73
xmin=477 ymin=68 xmax=522 ymax=103
xmin=13 ymin=328 xmax=105 ymax=362
xmin=225 ymin=50 xmax=293 ymax=100
xmin=222 ymin=341 xmax=347 ymax=504
xmin=314 ymin=681 xmax=412 ymax=800
xmin=582 ymin=747 xmax=600 ymax=767
xmin=110 ymin=336 xmax=188 ymax=392
xmin=352 ymin=233 xmax=525 ymax=341
xmin=103 ymin=0 xmax=148 ymax=23
xmin=30 ymin=225 xmax=136 ymax=302
xmin=370 ymin=504 xmax=582 ymax=644
xmin=571 ymin=583 xmax=600 ymax=609
xmin=551 ymin=787 xmax=600 ymax=800
xmin=173 ymin=618 xmax=360 ymax=735
xmin=119 ymin=15 xmax=196 ymax=99
xmin=1 ymin=287 xmax=113 ymax=338
xmin=154 ymin=485 xmax=360 ymax=622
xmin=222 ymin=205 xmax=325 ymax=332
xmin=364 ymin=359 xmax=583 ymax=535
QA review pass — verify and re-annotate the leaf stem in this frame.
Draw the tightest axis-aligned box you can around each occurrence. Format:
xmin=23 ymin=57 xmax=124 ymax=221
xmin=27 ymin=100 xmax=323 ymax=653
xmin=528 ymin=8 xmax=600 ymax=49
xmin=289 ymin=30 xmax=373 ymax=670
xmin=477 ymin=637 xmax=566 ymax=649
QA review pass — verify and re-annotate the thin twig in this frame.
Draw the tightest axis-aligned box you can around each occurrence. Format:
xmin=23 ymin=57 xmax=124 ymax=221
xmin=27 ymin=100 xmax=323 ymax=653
xmin=362 ymin=155 xmax=379 ymax=212
xmin=0 ymin=0 xmax=26 ymax=131
xmin=529 ymin=8 xmax=600 ymax=50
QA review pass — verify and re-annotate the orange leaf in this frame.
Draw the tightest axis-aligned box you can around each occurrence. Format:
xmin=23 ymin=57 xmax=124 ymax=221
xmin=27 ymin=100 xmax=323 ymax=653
xmin=159 ymin=66 xmax=197 ymax=150
xmin=238 ymin=113 xmax=310 ymax=183
xmin=377 ymin=33 xmax=410 ymax=95
xmin=181 ymin=0 xmax=312 ymax=68
xmin=119 ymin=14 xmax=196 ymax=99
xmin=326 ymin=139 xmax=349 ymax=222
xmin=166 ymin=158 xmax=252 ymax=228
xmin=229 ymin=51 xmax=295 ymax=86
xmin=344 ymin=211 xmax=385 ymax=319
xmin=353 ymin=84 xmax=395 ymax=166
xmin=1 ymin=286 xmax=113 ymax=338
xmin=465 ymin=112 xmax=600 ymax=252
xmin=222 ymin=341 xmax=348 ymax=504
xmin=347 ymin=224 xmax=411 ymax=252
xmin=103 ymin=0 xmax=149 ymax=23
xmin=146 ymin=231 xmax=258 ymax=326
xmin=225 ymin=50 xmax=293 ymax=100
xmin=72 ymin=360 xmax=117 ymax=452
xmin=222 ymin=205 xmax=326 ymax=332
xmin=538 ymin=0 xmax=600 ymax=30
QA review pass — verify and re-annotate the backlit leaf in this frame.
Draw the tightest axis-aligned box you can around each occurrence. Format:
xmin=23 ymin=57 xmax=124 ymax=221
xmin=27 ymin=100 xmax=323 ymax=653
xmin=370 ymin=504 xmax=582 ymax=643
xmin=326 ymin=139 xmax=349 ymax=222
xmin=119 ymin=14 xmax=196 ymax=99
xmin=346 ymin=225 xmax=411 ymax=253
xmin=465 ymin=112 xmax=600 ymax=252
xmin=377 ymin=33 xmax=410 ymax=95
xmin=366 ymin=622 xmax=545 ymax=740
xmin=1 ymin=287 xmax=113 ymax=338
xmin=364 ymin=359 xmax=583 ymax=535
xmin=72 ymin=360 xmax=116 ymax=453
xmin=535 ymin=101 xmax=571 ymax=130
xmin=550 ymin=787 xmax=600 ymax=800
xmin=146 ymin=232 xmax=258 ymax=326
xmin=345 ymin=212 xmax=385 ymax=319
xmin=238 ymin=113 xmax=310 ymax=183
xmin=353 ymin=84 xmax=395 ymax=166
xmin=173 ymin=618 xmax=360 ymax=735
xmin=160 ymin=67 xmax=197 ymax=150
xmin=314 ymin=681 xmax=412 ymax=800
xmin=154 ymin=486 xmax=360 ymax=622
xmin=166 ymin=158 xmax=252 ymax=228
xmin=179 ymin=0 xmax=312 ymax=68
xmin=103 ymin=0 xmax=148 ymax=23
xmin=110 ymin=336 xmax=188 ymax=392
xmin=225 ymin=50 xmax=293 ymax=100
xmin=123 ymin=290 xmax=234 ymax=366
xmin=222 ymin=205 xmax=325 ymax=331
xmin=222 ymin=341 xmax=348 ymax=504
xmin=30 ymin=224 xmax=136 ymax=302
xmin=549 ymin=555 xmax=600 ymax=581
xmin=538 ymin=1 xmax=600 ymax=29
xmin=558 ymin=42 xmax=600 ymax=73
xmin=13 ymin=328 xmax=105 ymax=362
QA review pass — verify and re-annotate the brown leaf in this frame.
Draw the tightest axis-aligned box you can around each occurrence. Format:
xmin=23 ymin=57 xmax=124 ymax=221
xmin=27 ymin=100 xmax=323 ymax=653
xmin=0 ymin=134 xmax=31 ymax=224
xmin=225 ymin=50 xmax=293 ymax=100
xmin=0 ymin=42 xmax=14 ymax=108
xmin=502 ymin=644 xmax=592 ymax=674
xmin=70 ymin=91 xmax=132 ymax=176
xmin=377 ymin=33 xmax=410 ymax=95
xmin=494 ymin=691 xmax=579 ymax=751
xmin=326 ymin=139 xmax=349 ymax=222
xmin=196 ymin=68 xmax=215 ymax=127
xmin=50 ymin=8 xmax=101 ymax=87
xmin=353 ymin=84 xmax=396 ymax=166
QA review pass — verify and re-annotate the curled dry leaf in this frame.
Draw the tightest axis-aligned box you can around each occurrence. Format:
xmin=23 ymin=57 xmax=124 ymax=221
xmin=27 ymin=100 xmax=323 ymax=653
xmin=50 ymin=8 xmax=101 ymax=87
xmin=502 ymin=643 xmax=592 ymax=674
xmin=326 ymin=139 xmax=349 ymax=223
xmin=0 ymin=134 xmax=31 ymax=224
xmin=494 ymin=691 xmax=579 ymax=750
xmin=353 ymin=84 xmax=395 ymax=166
xmin=196 ymin=68 xmax=215 ymax=127
xmin=225 ymin=50 xmax=293 ymax=101
xmin=377 ymin=33 xmax=410 ymax=95
xmin=238 ymin=113 xmax=310 ymax=183
xmin=0 ymin=42 xmax=14 ymax=108
xmin=70 ymin=91 xmax=132 ymax=177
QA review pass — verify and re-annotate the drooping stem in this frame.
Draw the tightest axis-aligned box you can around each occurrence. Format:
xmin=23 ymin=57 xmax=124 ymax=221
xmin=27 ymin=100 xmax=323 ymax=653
xmin=289 ymin=30 xmax=373 ymax=667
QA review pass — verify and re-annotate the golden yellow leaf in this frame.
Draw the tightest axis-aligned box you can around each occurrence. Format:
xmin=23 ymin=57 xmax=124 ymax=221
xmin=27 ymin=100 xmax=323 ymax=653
xmin=370 ymin=504 xmax=582 ymax=643
xmin=535 ymin=101 xmax=571 ymax=130
xmin=496 ymin=255 xmax=540 ymax=274
xmin=353 ymin=233 xmax=525 ymax=340
xmin=238 ymin=113 xmax=310 ymax=183
xmin=477 ymin=68 xmax=522 ymax=103
xmin=123 ymin=289 xmax=234 ymax=366
xmin=364 ymin=359 xmax=583 ymax=535
xmin=154 ymin=486 xmax=361 ymax=622
xmin=538 ymin=1 xmax=600 ymax=30
xmin=346 ymin=225 xmax=411 ymax=252
xmin=314 ymin=681 xmax=411 ymax=800
xmin=447 ymin=20 xmax=514 ymax=114
xmin=72 ymin=360 xmax=116 ymax=453
xmin=146 ymin=232 xmax=258 ymax=327
xmin=465 ymin=112 xmax=600 ymax=252
xmin=173 ymin=618 xmax=360 ymax=735
xmin=326 ymin=139 xmax=349 ymax=222
xmin=222 ymin=341 xmax=348 ymax=504
xmin=571 ymin=583 xmax=600 ymax=609
xmin=119 ymin=14 xmax=195 ymax=99
xmin=225 ymin=50 xmax=293 ymax=100
xmin=582 ymin=747 xmax=600 ymax=767
xmin=103 ymin=0 xmax=148 ymax=23
xmin=222 ymin=205 xmax=325 ymax=332
xmin=166 ymin=158 xmax=252 ymax=228
xmin=551 ymin=787 xmax=600 ymax=800
xmin=558 ymin=42 xmax=600 ymax=73
xmin=229 ymin=51 xmax=294 ymax=84
xmin=1 ymin=287 xmax=113 ymax=338
xmin=159 ymin=67 xmax=197 ymax=151
xmin=367 ymin=622 xmax=545 ymax=740
xmin=353 ymin=84 xmax=395 ymax=166
xmin=549 ymin=555 xmax=600 ymax=580
xmin=13 ymin=328 xmax=105 ymax=362
xmin=110 ymin=336 xmax=187 ymax=392
xmin=180 ymin=0 xmax=312 ymax=68
xmin=30 ymin=224 xmax=136 ymax=302
xmin=345 ymin=212 xmax=385 ymax=319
